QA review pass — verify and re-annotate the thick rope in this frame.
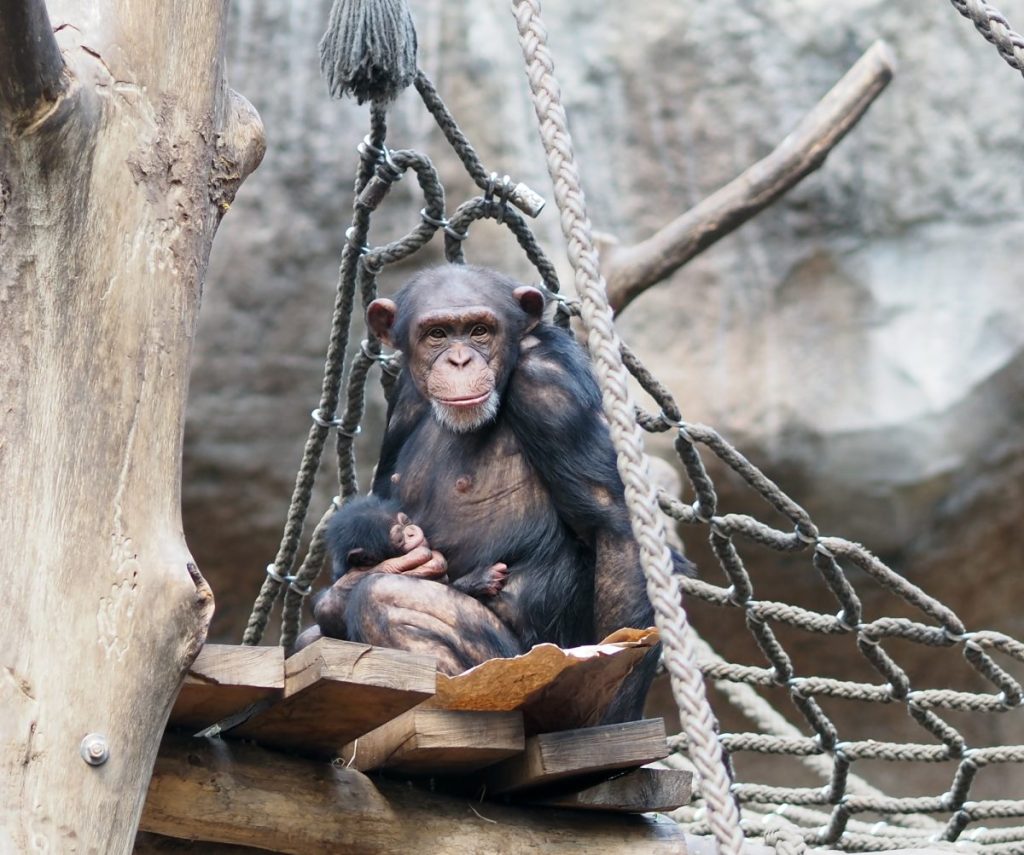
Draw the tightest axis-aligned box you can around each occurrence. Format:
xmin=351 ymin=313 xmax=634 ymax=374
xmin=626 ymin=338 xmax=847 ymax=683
xmin=242 ymin=106 xmax=389 ymax=646
xmin=950 ymin=0 xmax=1024 ymax=77
xmin=510 ymin=2 xmax=743 ymax=852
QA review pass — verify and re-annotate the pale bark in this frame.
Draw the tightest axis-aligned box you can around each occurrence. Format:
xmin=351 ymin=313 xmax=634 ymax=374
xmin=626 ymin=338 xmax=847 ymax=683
xmin=603 ymin=40 xmax=895 ymax=313
xmin=0 ymin=1 xmax=263 ymax=852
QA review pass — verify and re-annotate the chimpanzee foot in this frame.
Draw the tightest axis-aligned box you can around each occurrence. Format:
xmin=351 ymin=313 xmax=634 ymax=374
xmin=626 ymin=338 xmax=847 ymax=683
xmin=452 ymin=562 xmax=509 ymax=598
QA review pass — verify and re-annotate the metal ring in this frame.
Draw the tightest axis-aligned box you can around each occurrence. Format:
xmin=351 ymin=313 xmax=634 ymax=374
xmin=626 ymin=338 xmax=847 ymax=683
xmin=419 ymin=207 xmax=448 ymax=229
xmin=345 ymin=227 xmax=369 ymax=255
xmin=336 ymin=424 xmax=362 ymax=439
xmin=266 ymin=564 xmax=289 ymax=585
xmin=288 ymin=579 xmax=313 ymax=597
xmin=360 ymin=338 xmax=392 ymax=362
xmin=495 ymin=174 xmax=514 ymax=223
xmin=357 ymin=135 xmax=382 ymax=160
xmin=377 ymin=145 xmax=401 ymax=181
xmin=380 ymin=356 xmax=403 ymax=378
xmin=484 ymin=171 xmax=498 ymax=201
xmin=794 ymin=526 xmax=818 ymax=545
xmin=690 ymin=500 xmax=712 ymax=524
xmin=814 ymin=541 xmax=836 ymax=560
xmin=311 ymin=408 xmax=342 ymax=428
xmin=444 ymin=223 xmax=467 ymax=241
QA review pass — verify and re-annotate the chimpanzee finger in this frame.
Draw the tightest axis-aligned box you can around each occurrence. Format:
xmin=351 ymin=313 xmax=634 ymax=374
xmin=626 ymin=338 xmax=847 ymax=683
xmin=373 ymin=546 xmax=435 ymax=575
xmin=402 ymin=550 xmax=448 ymax=579
xmin=401 ymin=523 xmax=428 ymax=553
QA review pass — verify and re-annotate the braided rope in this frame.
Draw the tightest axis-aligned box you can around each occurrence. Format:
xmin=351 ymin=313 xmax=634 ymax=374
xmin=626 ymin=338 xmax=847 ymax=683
xmin=241 ymin=106 xmax=389 ymax=646
xmin=510 ymin=2 xmax=743 ymax=852
xmin=950 ymin=0 xmax=1024 ymax=76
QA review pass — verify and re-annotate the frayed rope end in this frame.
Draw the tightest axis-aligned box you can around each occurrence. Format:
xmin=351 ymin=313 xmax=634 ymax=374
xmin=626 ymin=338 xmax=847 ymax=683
xmin=318 ymin=0 xmax=419 ymax=104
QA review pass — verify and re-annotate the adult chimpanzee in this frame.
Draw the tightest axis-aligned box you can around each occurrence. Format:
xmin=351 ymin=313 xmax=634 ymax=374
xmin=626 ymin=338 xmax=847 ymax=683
xmin=314 ymin=265 xmax=688 ymax=721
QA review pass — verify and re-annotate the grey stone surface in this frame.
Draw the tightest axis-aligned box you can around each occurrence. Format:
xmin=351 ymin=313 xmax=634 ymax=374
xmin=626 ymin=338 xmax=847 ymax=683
xmin=186 ymin=0 xmax=1024 ymax=794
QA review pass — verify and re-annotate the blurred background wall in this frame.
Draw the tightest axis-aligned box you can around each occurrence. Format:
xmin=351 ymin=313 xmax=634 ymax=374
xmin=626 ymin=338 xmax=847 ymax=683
xmin=184 ymin=0 xmax=1024 ymax=795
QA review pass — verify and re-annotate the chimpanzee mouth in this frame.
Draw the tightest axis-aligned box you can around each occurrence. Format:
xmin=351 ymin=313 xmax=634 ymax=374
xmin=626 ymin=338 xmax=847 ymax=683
xmin=439 ymin=392 xmax=491 ymax=408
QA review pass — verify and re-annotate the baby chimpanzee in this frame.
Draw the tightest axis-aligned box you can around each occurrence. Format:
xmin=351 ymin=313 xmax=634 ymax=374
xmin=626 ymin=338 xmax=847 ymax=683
xmin=321 ymin=495 xmax=509 ymax=611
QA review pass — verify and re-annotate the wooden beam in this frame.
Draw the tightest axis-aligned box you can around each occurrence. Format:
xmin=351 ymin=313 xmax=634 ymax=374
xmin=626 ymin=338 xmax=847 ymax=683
xmin=340 ymin=708 xmax=525 ymax=775
xmin=134 ymin=832 xmax=265 ymax=853
xmin=485 ymin=719 xmax=670 ymax=795
xmin=603 ymin=40 xmax=895 ymax=313
xmin=169 ymin=644 xmax=284 ymax=732
xmin=527 ymin=767 xmax=692 ymax=813
xmin=141 ymin=734 xmax=689 ymax=854
xmin=222 ymin=638 xmax=436 ymax=755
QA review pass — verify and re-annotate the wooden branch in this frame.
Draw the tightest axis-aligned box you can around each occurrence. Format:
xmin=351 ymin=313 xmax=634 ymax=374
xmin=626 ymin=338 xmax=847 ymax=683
xmin=141 ymin=735 xmax=689 ymax=855
xmin=0 ymin=0 xmax=67 ymax=128
xmin=603 ymin=40 xmax=895 ymax=314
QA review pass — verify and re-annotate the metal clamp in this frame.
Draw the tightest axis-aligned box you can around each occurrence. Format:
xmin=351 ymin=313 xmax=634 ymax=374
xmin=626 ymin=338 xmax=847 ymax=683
xmin=357 ymin=134 xmax=383 ymax=161
xmin=265 ymin=563 xmax=312 ymax=597
xmin=311 ymin=408 xmax=361 ymax=438
xmin=419 ymin=207 xmax=448 ymax=229
xmin=376 ymin=145 xmax=402 ymax=182
xmin=444 ymin=222 xmax=468 ymax=242
xmin=311 ymin=408 xmax=342 ymax=428
xmin=345 ymin=227 xmax=370 ymax=255
xmin=485 ymin=172 xmax=515 ymax=223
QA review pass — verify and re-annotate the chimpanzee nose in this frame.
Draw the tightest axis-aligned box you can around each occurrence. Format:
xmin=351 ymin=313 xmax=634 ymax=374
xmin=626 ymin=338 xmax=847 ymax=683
xmin=447 ymin=345 xmax=472 ymax=367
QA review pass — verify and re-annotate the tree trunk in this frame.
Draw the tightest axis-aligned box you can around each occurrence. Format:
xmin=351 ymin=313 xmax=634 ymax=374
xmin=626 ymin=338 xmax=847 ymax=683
xmin=0 ymin=1 xmax=263 ymax=851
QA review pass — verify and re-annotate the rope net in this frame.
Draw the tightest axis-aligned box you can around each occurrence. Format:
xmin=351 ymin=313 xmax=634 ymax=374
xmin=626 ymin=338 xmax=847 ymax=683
xmin=239 ymin=0 xmax=1024 ymax=852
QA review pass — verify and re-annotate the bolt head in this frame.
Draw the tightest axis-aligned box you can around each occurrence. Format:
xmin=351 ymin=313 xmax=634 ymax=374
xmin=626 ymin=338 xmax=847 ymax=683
xmin=80 ymin=733 xmax=110 ymax=766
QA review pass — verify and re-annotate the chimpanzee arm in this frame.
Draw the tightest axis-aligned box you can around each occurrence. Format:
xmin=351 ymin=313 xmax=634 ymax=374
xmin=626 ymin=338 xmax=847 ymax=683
xmin=506 ymin=326 xmax=654 ymax=641
xmin=371 ymin=371 xmax=429 ymax=497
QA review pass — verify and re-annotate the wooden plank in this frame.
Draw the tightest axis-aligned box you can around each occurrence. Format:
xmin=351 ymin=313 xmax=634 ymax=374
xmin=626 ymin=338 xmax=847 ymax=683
xmin=168 ymin=644 xmax=284 ymax=732
xmin=142 ymin=734 xmax=690 ymax=854
xmin=485 ymin=718 xmax=669 ymax=795
xmin=223 ymin=638 xmax=436 ymax=755
xmin=527 ymin=767 xmax=692 ymax=813
xmin=340 ymin=708 xmax=524 ymax=775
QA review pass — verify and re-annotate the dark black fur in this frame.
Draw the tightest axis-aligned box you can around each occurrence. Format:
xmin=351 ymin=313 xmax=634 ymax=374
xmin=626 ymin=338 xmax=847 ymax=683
xmin=323 ymin=494 xmax=513 ymax=599
xmin=326 ymin=495 xmax=405 ymax=579
xmin=339 ymin=265 xmax=695 ymax=721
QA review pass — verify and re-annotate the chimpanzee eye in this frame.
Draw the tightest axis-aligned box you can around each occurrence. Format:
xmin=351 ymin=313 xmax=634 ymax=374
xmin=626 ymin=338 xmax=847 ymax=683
xmin=427 ymin=327 xmax=446 ymax=341
xmin=471 ymin=324 xmax=489 ymax=339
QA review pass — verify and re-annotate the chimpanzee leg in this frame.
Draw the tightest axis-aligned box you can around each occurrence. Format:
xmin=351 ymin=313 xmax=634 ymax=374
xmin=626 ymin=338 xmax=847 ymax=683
xmin=344 ymin=574 xmax=525 ymax=675
xmin=595 ymin=534 xmax=660 ymax=722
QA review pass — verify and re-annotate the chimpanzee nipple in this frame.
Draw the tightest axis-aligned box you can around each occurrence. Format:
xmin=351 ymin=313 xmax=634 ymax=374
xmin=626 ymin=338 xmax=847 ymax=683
xmin=455 ymin=476 xmax=473 ymax=493
xmin=391 ymin=472 xmax=401 ymax=484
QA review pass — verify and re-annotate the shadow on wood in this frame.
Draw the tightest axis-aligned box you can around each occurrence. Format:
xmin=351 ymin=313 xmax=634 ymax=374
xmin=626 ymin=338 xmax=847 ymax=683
xmin=141 ymin=734 xmax=688 ymax=855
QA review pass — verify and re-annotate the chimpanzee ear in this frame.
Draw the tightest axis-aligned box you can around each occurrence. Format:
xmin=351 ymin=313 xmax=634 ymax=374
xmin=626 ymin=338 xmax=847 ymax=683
xmin=367 ymin=298 xmax=398 ymax=347
xmin=346 ymin=547 xmax=371 ymax=568
xmin=513 ymin=286 xmax=545 ymax=333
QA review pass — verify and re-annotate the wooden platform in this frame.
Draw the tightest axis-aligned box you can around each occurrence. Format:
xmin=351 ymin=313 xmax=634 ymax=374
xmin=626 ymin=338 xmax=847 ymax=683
xmin=150 ymin=638 xmax=692 ymax=852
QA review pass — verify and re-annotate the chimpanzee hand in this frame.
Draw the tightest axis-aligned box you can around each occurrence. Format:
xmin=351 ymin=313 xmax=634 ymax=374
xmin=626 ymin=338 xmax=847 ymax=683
xmin=372 ymin=515 xmax=448 ymax=581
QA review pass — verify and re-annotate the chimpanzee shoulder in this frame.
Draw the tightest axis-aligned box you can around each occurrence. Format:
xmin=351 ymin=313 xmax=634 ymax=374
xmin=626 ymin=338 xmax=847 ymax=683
xmin=505 ymin=322 xmax=631 ymax=541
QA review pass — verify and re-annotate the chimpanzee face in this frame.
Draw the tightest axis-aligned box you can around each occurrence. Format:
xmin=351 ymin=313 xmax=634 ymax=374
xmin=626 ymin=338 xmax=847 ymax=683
xmin=367 ymin=268 xmax=544 ymax=434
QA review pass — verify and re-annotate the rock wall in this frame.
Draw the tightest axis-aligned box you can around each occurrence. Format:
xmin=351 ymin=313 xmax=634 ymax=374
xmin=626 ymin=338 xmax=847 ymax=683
xmin=186 ymin=0 xmax=1024 ymax=796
